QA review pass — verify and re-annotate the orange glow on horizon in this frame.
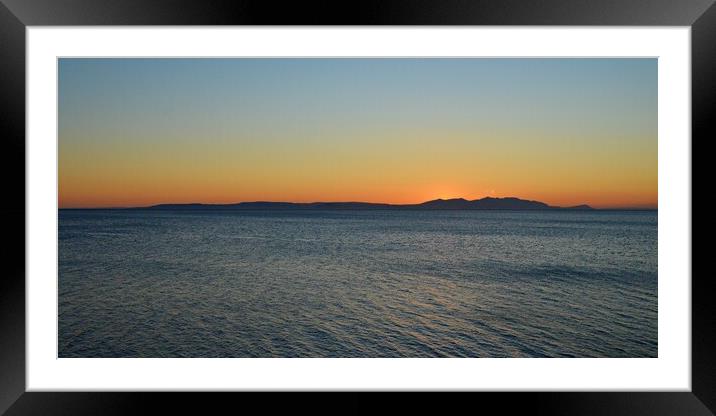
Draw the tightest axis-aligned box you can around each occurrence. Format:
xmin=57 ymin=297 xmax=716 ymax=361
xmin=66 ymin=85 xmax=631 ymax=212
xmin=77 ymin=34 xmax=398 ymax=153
xmin=58 ymin=185 xmax=658 ymax=210
xmin=58 ymin=127 xmax=657 ymax=210
xmin=59 ymin=58 xmax=657 ymax=210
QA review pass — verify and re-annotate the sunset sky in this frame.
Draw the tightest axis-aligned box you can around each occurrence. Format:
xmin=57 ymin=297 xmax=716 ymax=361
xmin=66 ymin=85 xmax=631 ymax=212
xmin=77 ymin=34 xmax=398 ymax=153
xmin=58 ymin=58 xmax=657 ymax=209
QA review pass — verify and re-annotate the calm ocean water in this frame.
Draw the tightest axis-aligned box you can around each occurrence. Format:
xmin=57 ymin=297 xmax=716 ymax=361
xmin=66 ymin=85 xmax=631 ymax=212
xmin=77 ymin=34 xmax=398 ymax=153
xmin=58 ymin=209 xmax=657 ymax=357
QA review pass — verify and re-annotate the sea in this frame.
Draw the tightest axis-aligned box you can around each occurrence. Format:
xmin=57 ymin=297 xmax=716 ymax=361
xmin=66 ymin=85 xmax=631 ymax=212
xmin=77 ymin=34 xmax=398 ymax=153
xmin=58 ymin=209 xmax=657 ymax=358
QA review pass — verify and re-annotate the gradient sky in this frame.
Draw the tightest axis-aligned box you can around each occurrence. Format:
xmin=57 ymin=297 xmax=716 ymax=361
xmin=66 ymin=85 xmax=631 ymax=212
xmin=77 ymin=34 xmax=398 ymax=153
xmin=59 ymin=58 xmax=657 ymax=209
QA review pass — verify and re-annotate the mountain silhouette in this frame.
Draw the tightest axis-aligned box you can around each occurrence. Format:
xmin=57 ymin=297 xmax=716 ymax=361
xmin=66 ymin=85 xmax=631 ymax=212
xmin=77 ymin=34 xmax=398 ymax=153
xmin=146 ymin=197 xmax=594 ymax=210
xmin=419 ymin=197 xmax=552 ymax=210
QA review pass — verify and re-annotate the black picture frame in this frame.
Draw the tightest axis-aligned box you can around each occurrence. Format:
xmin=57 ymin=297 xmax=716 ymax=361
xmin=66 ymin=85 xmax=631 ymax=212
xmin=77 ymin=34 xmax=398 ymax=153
xmin=0 ymin=0 xmax=710 ymax=413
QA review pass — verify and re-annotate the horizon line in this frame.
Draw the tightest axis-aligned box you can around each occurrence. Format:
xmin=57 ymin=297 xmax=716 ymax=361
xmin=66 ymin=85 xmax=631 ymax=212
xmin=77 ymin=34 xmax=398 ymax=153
xmin=58 ymin=196 xmax=659 ymax=211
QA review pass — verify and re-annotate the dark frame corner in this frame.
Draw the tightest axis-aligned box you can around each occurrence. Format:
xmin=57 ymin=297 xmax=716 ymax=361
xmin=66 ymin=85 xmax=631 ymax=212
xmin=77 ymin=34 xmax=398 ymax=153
xmin=0 ymin=0 xmax=710 ymax=414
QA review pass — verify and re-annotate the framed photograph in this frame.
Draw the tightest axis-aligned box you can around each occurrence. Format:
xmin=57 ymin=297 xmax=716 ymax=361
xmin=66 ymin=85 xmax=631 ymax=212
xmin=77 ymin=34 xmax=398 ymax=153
xmin=1 ymin=0 xmax=710 ymax=413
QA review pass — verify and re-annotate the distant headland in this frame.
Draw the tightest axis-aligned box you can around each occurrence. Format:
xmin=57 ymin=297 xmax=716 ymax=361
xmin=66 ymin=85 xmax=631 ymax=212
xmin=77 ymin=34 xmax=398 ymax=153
xmin=139 ymin=197 xmax=596 ymax=211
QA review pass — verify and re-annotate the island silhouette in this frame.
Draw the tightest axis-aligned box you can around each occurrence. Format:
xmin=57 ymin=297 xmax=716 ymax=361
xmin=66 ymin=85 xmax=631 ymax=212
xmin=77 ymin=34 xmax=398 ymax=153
xmin=143 ymin=197 xmax=595 ymax=211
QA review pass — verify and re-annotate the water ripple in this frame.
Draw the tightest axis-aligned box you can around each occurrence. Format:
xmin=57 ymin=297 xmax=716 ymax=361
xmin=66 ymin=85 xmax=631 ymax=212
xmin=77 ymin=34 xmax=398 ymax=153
xmin=59 ymin=209 xmax=657 ymax=357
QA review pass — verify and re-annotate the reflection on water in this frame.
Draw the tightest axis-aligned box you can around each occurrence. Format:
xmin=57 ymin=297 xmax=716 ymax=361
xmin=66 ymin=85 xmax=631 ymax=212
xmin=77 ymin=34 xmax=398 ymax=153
xmin=59 ymin=209 xmax=657 ymax=357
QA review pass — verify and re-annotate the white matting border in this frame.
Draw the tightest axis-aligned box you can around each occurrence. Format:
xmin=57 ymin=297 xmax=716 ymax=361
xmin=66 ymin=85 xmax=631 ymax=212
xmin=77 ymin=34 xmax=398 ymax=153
xmin=27 ymin=27 xmax=690 ymax=391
